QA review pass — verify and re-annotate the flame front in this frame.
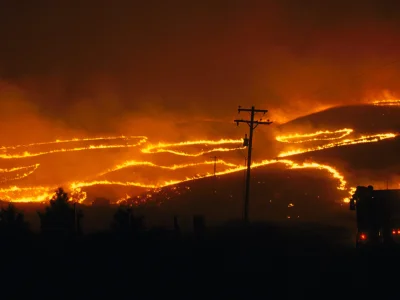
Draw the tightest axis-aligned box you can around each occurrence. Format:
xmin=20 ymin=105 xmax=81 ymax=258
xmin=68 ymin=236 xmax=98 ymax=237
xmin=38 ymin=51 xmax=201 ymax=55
xmin=141 ymin=139 xmax=245 ymax=157
xmin=278 ymin=132 xmax=397 ymax=157
xmin=369 ymin=90 xmax=400 ymax=106
xmin=276 ymin=128 xmax=353 ymax=143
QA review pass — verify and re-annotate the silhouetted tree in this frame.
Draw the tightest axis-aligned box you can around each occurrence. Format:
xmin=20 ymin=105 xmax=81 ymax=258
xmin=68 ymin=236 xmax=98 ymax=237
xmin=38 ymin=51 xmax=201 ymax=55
xmin=111 ymin=205 xmax=144 ymax=235
xmin=0 ymin=203 xmax=29 ymax=238
xmin=38 ymin=187 xmax=83 ymax=237
xmin=92 ymin=197 xmax=110 ymax=206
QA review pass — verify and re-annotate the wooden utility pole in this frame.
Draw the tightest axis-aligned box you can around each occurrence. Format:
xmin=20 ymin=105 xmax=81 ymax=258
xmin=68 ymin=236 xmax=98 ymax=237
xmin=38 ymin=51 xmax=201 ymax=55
xmin=210 ymin=155 xmax=218 ymax=177
xmin=210 ymin=156 xmax=218 ymax=194
xmin=74 ymin=202 xmax=77 ymax=233
xmin=234 ymin=106 xmax=272 ymax=224
xmin=243 ymin=157 xmax=247 ymax=205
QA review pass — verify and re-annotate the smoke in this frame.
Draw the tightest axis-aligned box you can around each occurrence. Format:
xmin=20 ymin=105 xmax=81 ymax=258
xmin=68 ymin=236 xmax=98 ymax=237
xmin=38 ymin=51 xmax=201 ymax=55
xmin=0 ymin=80 xmax=83 ymax=145
xmin=1 ymin=0 xmax=400 ymax=142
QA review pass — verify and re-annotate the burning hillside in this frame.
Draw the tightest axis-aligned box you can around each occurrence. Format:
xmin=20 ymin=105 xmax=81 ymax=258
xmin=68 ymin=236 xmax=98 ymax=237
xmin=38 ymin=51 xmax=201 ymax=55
xmin=0 ymin=98 xmax=398 ymax=205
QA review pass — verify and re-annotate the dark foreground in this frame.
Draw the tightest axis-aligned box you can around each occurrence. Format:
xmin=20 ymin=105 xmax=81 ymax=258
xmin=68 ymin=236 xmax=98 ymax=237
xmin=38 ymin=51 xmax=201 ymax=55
xmin=0 ymin=221 xmax=398 ymax=299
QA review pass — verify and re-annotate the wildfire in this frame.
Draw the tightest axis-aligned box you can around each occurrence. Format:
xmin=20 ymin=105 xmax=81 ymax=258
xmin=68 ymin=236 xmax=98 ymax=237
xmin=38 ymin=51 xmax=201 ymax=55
xmin=0 ymin=164 xmax=38 ymax=173
xmin=68 ymin=158 xmax=354 ymax=204
xmin=98 ymin=159 xmax=238 ymax=176
xmin=0 ymin=121 xmax=396 ymax=204
xmin=0 ymin=157 xmax=353 ymax=205
xmin=276 ymin=128 xmax=353 ymax=143
xmin=0 ymin=135 xmax=147 ymax=150
xmin=0 ymin=136 xmax=147 ymax=159
xmin=366 ymin=90 xmax=400 ymax=106
xmin=372 ymin=100 xmax=400 ymax=106
xmin=278 ymin=132 xmax=397 ymax=157
xmin=0 ymin=164 xmax=40 ymax=183
xmin=0 ymin=137 xmax=247 ymax=203
xmin=0 ymin=186 xmax=54 ymax=203
xmin=69 ymin=160 xmax=345 ymax=196
xmin=141 ymin=139 xmax=244 ymax=157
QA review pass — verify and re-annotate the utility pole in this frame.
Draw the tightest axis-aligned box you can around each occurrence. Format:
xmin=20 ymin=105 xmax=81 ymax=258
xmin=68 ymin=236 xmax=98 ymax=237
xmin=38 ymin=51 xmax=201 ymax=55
xmin=210 ymin=156 xmax=218 ymax=177
xmin=74 ymin=202 xmax=77 ymax=233
xmin=234 ymin=106 xmax=272 ymax=224
xmin=243 ymin=157 xmax=247 ymax=205
xmin=73 ymin=200 xmax=82 ymax=236
xmin=210 ymin=155 xmax=218 ymax=194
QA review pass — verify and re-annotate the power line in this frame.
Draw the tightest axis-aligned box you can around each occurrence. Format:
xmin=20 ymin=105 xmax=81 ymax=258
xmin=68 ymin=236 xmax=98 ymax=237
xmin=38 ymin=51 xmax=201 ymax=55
xmin=234 ymin=106 xmax=273 ymax=224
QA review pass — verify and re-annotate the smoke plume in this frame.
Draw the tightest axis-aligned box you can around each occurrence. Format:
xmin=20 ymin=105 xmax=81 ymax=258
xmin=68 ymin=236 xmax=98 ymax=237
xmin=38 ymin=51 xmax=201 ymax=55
xmin=1 ymin=0 xmax=400 ymax=142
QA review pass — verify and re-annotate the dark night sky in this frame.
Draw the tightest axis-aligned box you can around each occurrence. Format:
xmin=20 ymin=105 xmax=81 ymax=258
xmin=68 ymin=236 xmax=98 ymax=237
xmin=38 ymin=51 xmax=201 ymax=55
xmin=1 ymin=0 xmax=400 ymax=139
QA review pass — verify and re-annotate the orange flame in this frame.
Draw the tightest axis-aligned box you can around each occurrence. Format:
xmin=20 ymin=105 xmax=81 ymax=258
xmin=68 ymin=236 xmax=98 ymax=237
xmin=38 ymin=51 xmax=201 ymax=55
xmin=368 ymin=90 xmax=400 ymax=106
xmin=278 ymin=132 xmax=397 ymax=157
xmin=141 ymin=139 xmax=244 ymax=156
xmin=0 ymin=164 xmax=39 ymax=183
xmin=276 ymin=128 xmax=353 ymax=143
xmin=0 ymin=136 xmax=147 ymax=159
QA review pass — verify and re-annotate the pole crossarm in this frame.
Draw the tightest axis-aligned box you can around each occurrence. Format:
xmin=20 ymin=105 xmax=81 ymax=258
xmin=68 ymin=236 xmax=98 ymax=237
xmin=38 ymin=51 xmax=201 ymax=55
xmin=234 ymin=119 xmax=273 ymax=128
xmin=238 ymin=106 xmax=269 ymax=114
xmin=233 ymin=105 xmax=273 ymax=224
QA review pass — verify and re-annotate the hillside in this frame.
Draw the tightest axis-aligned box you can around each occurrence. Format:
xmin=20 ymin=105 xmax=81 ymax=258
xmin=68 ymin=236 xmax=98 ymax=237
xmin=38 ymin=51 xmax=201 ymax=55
xmin=278 ymin=104 xmax=400 ymax=134
xmin=11 ymin=162 xmax=355 ymax=233
xmin=289 ymin=136 xmax=400 ymax=186
xmin=274 ymin=103 xmax=400 ymax=188
xmin=4 ymin=102 xmax=400 ymax=214
xmin=126 ymin=164 xmax=354 ymax=229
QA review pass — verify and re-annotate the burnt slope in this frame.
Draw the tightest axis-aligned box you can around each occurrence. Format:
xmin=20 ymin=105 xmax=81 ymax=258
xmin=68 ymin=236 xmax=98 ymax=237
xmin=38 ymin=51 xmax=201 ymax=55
xmin=278 ymin=104 xmax=400 ymax=134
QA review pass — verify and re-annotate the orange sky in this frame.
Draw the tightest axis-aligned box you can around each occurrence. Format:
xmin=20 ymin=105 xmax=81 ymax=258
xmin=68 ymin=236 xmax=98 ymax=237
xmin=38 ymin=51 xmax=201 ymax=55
xmin=1 ymin=0 xmax=400 ymax=141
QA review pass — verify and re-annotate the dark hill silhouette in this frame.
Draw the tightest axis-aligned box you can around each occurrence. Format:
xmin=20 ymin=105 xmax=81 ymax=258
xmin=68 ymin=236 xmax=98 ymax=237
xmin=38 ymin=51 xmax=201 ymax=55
xmin=290 ymin=135 xmax=400 ymax=185
xmin=80 ymin=185 xmax=148 ymax=205
xmin=278 ymin=104 xmax=400 ymax=134
xmin=11 ymin=163 xmax=355 ymax=234
xmin=122 ymin=164 xmax=354 ymax=230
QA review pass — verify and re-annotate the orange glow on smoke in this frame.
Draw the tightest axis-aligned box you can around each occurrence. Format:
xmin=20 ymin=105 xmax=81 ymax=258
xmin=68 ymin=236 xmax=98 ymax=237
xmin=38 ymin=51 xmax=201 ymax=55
xmin=367 ymin=90 xmax=400 ymax=106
